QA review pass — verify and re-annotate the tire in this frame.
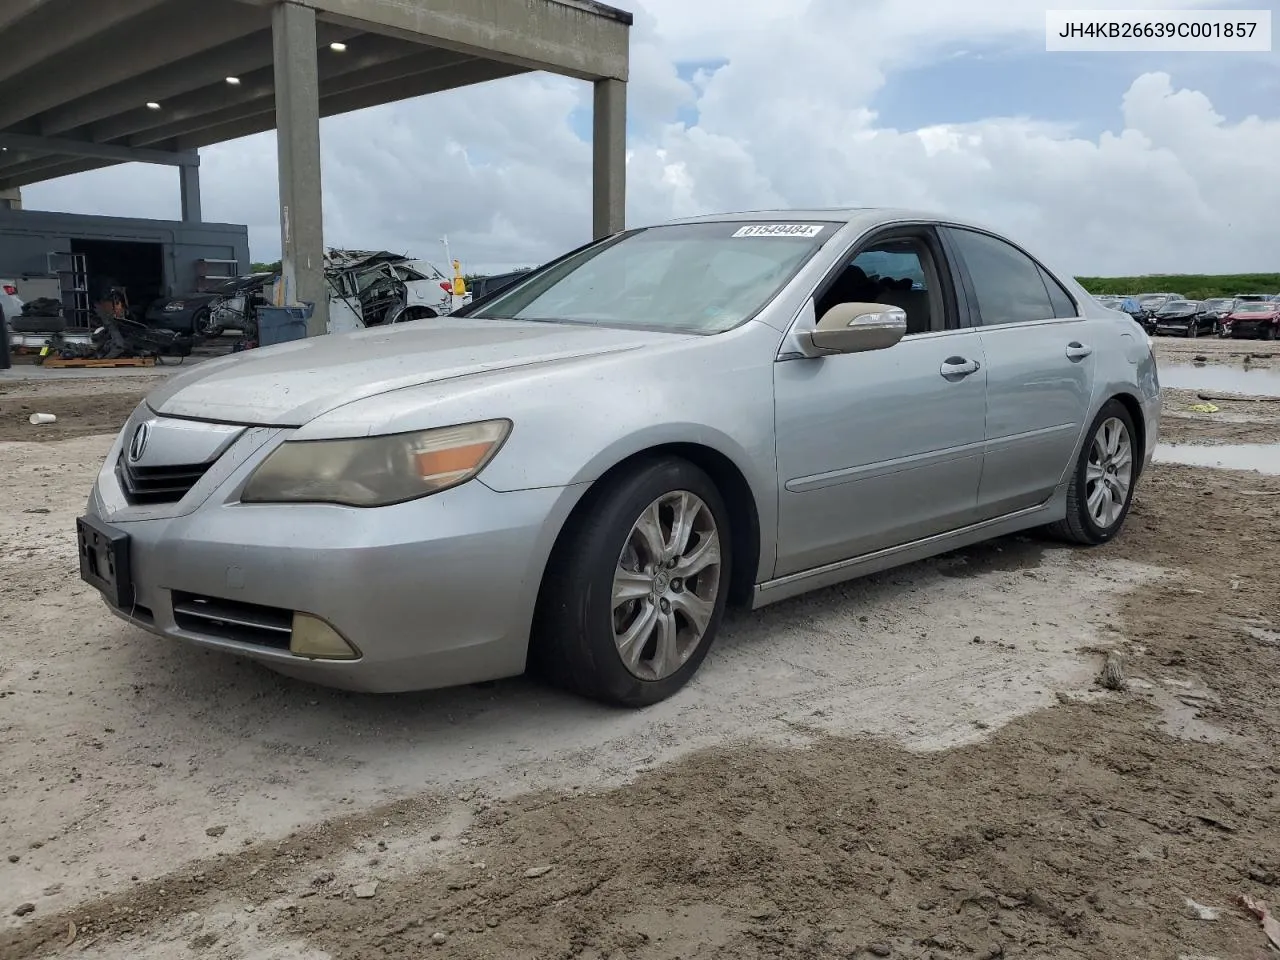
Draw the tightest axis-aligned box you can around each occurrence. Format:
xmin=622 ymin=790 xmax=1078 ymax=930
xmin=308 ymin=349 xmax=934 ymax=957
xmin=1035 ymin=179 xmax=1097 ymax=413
xmin=534 ymin=457 xmax=731 ymax=707
xmin=1263 ymin=326 xmax=1276 ymax=341
xmin=1186 ymin=322 xmax=1198 ymax=338
xmin=193 ymin=309 xmax=222 ymax=339
xmin=395 ymin=307 xmax=438 ymax=323
xmin=1045 ymin=400 xmax=1138 ymax=546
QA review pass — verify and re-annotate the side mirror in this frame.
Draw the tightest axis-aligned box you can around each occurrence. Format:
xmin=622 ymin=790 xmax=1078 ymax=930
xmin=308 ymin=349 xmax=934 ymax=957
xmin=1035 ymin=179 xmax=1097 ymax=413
xmin=810 ymin=302 xmax=908 ymax=354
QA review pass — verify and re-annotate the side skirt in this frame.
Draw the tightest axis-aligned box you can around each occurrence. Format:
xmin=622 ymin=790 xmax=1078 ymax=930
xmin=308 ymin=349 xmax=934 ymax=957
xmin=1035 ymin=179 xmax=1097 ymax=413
xmin=752 ymin=489 xmax=1067 ymax=610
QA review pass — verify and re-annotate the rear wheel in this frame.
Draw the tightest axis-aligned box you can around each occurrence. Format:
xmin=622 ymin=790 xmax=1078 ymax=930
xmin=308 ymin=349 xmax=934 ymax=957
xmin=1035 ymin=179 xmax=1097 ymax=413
xmin=534 ymin=457 xmax=731 ymax=707
xmin=1046 ymin=400 xmax=1138 ymax=546
xmin=394 ymin=306 xmax=438 ymax=323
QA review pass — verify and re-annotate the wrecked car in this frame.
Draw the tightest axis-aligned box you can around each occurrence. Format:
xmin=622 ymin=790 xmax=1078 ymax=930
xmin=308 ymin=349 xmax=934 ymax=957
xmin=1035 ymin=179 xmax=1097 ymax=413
xmin=325 ymin=251 xmax=456 ymax=331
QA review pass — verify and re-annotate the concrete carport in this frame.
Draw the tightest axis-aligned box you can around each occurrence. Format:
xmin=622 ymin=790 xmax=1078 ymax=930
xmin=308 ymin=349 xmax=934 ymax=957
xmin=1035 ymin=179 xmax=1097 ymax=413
xmin=0 ymin=0 xmax=631 ymax=335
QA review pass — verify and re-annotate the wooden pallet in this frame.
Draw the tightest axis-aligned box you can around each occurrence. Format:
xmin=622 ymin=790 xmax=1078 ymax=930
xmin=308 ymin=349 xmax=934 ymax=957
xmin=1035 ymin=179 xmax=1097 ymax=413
xmin=42 ymin=356 xmax=157 ymax=368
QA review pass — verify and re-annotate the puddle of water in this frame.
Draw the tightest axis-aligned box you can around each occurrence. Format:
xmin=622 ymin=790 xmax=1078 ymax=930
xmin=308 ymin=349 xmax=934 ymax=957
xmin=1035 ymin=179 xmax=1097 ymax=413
xmin=1154 ymin=443 xmax=1280 ymax=474
xmin=1158 ymin=363 xmax=1280 ymax=397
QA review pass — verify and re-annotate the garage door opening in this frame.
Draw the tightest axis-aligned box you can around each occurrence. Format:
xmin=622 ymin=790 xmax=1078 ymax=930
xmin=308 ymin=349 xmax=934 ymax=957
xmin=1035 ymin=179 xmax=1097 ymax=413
xmin=70 ymin=238 xmax=164 ymax=323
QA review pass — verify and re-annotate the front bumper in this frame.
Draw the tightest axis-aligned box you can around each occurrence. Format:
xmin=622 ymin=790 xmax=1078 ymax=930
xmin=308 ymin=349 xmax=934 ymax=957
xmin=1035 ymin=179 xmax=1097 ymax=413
xmin=1224 ymin=321 xmax=1275 ymax=338
xmin=84 ymin=421 xmax=583 ymax=692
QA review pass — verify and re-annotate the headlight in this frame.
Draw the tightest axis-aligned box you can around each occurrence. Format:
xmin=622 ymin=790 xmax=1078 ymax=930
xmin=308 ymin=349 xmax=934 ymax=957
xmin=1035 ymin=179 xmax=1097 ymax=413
xmin=241 ymin=419 xmax=511 ymax=507
xmin=163 ymin=301 xmax=185 ymax=312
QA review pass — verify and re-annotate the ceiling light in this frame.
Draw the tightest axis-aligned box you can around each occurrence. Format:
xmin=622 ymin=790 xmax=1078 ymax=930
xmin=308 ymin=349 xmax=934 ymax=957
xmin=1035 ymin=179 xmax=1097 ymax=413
xmin=145 ymin=101 xmax=161 ymax=110
xmin=329 ymin=41 xmax=347 ymax=52
xmin=225 ymin=76 xmax=241 ymax=85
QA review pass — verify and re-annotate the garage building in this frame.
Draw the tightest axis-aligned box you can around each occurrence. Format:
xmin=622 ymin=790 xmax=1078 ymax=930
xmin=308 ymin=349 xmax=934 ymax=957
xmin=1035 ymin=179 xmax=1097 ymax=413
xmin=0 ymin=206 xmax=249 ymax=327
xmin=0 ymin=0 xmax=631 ymax=337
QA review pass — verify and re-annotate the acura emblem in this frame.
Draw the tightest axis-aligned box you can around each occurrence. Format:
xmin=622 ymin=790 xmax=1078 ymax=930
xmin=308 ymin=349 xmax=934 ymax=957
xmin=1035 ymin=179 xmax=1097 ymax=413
xmin=128 ymin=421 xmax=151 ymax=462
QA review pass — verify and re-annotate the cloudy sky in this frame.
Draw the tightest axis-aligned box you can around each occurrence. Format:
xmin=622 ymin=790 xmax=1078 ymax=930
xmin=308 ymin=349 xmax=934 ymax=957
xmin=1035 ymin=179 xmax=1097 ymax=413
xmin=22 ymin=0 xmax=1280 ymax=277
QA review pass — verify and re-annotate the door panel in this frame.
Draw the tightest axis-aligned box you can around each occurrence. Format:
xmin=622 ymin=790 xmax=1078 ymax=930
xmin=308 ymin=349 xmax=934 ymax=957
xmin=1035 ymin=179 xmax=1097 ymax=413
xmin=939 ymin=226 xmax=1095 ymax=517
xmin=975 ymin=320 xmax=1094 ymax=515
xmin=773 ymin=329 xmax=988 ymax=577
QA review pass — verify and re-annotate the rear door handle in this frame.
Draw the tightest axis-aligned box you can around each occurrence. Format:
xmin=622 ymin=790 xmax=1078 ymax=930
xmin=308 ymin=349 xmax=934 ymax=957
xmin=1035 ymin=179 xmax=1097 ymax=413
xmin=1066 ymin=342 xmax=1093 ymax=360
xmin=940 ymin=357 xmax=980 ymax=379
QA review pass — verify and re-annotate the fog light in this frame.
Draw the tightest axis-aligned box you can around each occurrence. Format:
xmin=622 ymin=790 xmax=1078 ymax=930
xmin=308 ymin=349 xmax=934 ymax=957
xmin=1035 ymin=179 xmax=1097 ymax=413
xmin=290 ymin=613 xmax=359 ymax=660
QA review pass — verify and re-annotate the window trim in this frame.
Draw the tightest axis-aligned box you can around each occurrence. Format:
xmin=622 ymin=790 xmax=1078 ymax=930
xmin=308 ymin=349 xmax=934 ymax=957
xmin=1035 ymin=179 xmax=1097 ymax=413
xmin=939 ymin=224 xmax=1082 ymax=329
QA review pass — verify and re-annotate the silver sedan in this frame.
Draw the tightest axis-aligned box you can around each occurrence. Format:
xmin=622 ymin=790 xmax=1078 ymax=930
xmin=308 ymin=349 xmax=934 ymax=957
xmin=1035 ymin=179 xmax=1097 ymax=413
xmin=77 ymin=209 xmax=1161 ymax=707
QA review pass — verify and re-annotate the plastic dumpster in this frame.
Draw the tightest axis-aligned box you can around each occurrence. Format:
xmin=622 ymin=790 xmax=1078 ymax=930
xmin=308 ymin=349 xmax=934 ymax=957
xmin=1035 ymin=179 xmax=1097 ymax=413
xmin=257 ymin=302 xmax=314 ymax=347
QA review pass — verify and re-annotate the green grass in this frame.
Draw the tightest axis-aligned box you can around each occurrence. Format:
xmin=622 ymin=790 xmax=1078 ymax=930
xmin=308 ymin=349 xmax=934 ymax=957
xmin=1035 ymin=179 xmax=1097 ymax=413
xmin=1075 ymin=273 xmax=1280 ymax=301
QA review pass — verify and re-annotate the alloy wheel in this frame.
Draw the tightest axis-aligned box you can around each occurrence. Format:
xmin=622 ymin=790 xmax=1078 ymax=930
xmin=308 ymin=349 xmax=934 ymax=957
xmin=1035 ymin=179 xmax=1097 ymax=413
xmin=1085 ymin=417 xmax=1133 ymax=529
xmin=611 ymin=490 xmax=722 ymax=681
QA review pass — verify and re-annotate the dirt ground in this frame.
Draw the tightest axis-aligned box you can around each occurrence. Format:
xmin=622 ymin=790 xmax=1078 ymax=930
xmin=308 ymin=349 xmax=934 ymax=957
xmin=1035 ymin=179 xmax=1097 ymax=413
xmin=3 ymin=340 xmax=1280 ymax=960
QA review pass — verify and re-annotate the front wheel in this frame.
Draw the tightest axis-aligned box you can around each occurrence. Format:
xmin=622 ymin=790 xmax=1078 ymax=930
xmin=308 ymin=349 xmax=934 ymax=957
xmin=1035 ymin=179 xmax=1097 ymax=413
xmin=1186 ymin=322 xmax=1198 ymax=338
xmin=194 ymin=310 xmax=222 ymax=338
xmin=1263 ymin=326 xmax=1276 ymax=341
xmin=1046 ymin=400 xmax=1138 ymax=546
xmin=534 ymin=457 xmax=731 ymax=707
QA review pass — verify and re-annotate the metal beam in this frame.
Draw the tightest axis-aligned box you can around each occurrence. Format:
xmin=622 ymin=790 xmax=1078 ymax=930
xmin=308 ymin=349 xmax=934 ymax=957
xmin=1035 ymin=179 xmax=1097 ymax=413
xmin=0 ymin=0 xmax=272 ymax=130
xmin=43 ymin=21 xmax=358 ymax=137
xmin=137 ymin=48 xmax=475 ymax=147
xmin=175 ymin=58 xmax=524 ymax=151
xmin=308 ymin=0 xmax=628 ymax=81
xmin=97 ymin=33 xmax=431 ymax=146
xmin=0 ymin=132 xmax=198 ymax=167
xmin=0 ymin=0 xmax=167 ymax=87
xmin=0 ymin=157 xmax=118 ymax=191
xmin=0 ymin=0 xmax=55 ymax=34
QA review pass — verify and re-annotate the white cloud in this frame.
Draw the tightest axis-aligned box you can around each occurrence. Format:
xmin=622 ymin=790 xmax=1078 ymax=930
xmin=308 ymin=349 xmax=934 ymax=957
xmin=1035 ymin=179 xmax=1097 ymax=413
xmin=19 ymin=0 xmax=1280 ymax=277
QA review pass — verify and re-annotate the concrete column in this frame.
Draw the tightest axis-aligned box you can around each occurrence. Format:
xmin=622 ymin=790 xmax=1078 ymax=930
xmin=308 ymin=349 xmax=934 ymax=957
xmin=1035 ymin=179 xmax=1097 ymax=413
xmin=592 ymin=78 xmax=626 ymax=239
xmin=272 ymin=1 xmax=327 ymax=336
xmin=179 ymin=162 xmax=202 ymax=222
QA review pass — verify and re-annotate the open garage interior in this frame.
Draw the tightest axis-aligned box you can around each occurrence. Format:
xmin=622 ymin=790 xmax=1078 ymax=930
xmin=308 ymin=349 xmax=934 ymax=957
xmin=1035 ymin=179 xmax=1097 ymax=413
xmin=0 ymin=0 xmax=631 ymax=333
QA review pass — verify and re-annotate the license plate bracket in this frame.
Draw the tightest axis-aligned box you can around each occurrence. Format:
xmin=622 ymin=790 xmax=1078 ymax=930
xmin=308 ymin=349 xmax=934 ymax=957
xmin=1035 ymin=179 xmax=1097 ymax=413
xmin=76 ymin=515 xmax=134 ymax=609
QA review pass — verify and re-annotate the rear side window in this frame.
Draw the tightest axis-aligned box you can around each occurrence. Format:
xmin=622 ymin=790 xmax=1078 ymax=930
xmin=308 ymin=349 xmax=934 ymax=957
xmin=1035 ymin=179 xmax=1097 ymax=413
xmin=946 ymin=227 xmax=1058 ymax=326
xmin=1038 ymin=266 xmax=1078 ymax=318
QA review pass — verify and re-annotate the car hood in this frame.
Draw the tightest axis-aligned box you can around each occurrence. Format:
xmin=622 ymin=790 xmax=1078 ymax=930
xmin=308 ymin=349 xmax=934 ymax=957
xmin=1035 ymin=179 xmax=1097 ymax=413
xmin=146 ymin=317 xmax=691 ymax=426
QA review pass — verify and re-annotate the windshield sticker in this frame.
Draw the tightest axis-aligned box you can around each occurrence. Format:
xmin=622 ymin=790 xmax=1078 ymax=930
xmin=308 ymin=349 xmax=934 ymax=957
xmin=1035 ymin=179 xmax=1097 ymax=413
xmin=732 ymin=224 xmax=825 ymax=239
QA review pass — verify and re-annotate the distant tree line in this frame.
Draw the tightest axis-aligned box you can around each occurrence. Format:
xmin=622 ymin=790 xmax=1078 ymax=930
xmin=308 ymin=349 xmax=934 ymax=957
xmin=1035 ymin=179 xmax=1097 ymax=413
xmin=1075 ymin=273 xmax=1280 ymax=300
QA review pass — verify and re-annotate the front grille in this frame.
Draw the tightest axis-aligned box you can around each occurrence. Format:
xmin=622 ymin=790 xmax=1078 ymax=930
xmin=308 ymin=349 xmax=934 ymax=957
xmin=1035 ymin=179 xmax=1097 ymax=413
xmin=171 ymin=592 xmax=293 ymax=650
xmin=116 ymin=457 xmax=214 ymax=505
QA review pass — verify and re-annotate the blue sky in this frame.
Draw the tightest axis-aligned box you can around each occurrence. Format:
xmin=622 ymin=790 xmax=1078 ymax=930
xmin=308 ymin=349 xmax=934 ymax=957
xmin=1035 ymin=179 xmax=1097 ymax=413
xmin=875 ymin=44 xmax=1280 ymax=137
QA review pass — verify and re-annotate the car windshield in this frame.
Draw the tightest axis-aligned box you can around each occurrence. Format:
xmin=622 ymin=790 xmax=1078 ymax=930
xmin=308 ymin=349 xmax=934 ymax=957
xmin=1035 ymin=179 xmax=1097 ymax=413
xmin=470 ymin=221 xmax=837 ymax=333
xmin=1158 ymin=301 xmax=1189 ymax=313
xmin=1236 ymin=303 xmax=1271 ymax=313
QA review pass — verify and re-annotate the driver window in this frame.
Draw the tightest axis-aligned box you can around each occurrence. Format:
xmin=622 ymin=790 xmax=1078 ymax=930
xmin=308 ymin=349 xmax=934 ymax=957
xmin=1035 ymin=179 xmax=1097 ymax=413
xmin=815 ymin=237 xmax=941 ymax=336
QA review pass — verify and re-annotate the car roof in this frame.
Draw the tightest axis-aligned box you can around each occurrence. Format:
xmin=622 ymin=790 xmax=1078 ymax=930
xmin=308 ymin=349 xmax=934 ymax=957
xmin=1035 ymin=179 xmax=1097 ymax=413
xmin=657 ymin=207 xmax=1006 ymax=234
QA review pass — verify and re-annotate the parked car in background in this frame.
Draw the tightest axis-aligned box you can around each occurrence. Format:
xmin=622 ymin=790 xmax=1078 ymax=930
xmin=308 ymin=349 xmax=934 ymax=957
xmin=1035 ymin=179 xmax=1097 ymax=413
xmin=1221 ymin=300 xmax=1280 ymax=340
xmin=77 ymin=208 xmax=1160 ymax=707
xmin=1232 ymin=294 xmax=1269 ymax=305
xmin=1200 ymin=297 xmax=1236 ymax=330
xmin=325 ymin=251 xmax=456 ymax=331
xmin=1152 ymin=299 xmax=1213 ymax=338
xmin=147 ymin=274 xmax=274 ymax=338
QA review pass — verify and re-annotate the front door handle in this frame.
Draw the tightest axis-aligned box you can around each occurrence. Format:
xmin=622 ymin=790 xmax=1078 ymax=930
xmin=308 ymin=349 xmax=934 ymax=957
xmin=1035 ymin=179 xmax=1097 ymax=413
xmin=1066 ymin=342 xmax=1093 ymax=360
xmin=940 ymin=357 xmax=981 ymax=379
